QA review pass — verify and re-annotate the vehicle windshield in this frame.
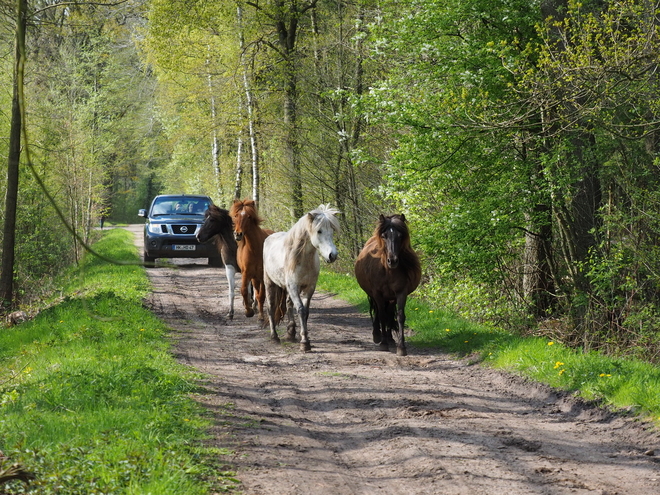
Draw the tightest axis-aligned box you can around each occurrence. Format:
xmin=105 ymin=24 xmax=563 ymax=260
xmin=151 ymin=198 xmax=210 ymax=216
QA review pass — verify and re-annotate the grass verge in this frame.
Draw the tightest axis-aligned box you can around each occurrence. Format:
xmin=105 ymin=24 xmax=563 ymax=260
xmin=317 ymin=269 xmax=660 ymax=426
xmin=0 ymin=229 xmax=238 ymax=494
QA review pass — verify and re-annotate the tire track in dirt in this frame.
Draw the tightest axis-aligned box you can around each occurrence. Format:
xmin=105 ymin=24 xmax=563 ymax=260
xmin=128 ymin=225 xmax=660 ymax=495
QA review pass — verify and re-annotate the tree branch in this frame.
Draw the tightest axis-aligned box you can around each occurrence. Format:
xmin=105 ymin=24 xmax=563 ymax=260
xmin=33 ymin=0 xmax=129 ymax=16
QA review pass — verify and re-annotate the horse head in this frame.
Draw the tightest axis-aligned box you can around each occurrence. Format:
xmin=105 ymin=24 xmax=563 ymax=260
xmin=378 ymin=214 xmax=409 ymax=269
xmin=308 ymin=204 xmax=340 ymax=263
xmin=197 ymin=205 xmax=233 ymax=244
xmin=230 ymin=199 xmax=261 ymax=243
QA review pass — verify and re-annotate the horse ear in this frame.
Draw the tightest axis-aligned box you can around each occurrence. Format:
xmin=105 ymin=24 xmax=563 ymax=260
xmin=400 ymin=214 xmax=407 ymax=223
xmin=233 ymin=198 xmax=240 ymax=205
xmin=379 ymin=214 xmax=386 ymax=223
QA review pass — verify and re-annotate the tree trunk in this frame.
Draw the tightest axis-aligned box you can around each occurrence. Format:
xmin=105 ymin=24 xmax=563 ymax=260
xmin=234 ymin=129 xmax=244 ymax=201
xmin=237 ymin=5 xmax=260 ymax=205
xmin=274 ymin=0 xmax=311 ymax=219
xmin=0 ymin=0 xmax=27 ymax=308
xmin=207 ymin=47 xmax=221 ymax=198
xmin=522 ymin=206 xmax=554 ymax=317
xmin=283 ymin=58 xmax=302 ymax=218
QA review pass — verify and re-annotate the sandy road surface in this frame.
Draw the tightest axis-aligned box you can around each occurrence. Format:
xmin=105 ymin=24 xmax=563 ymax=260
xmin=128 ymin=225 xmax=660 ymax=494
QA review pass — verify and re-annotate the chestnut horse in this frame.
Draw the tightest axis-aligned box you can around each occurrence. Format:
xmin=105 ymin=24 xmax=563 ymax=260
xmin=196 ymin=205 xmax=239 ymax=320
xmin=354 ymin=214 xmax=421 ymax=356
xmin=229 ymin=199 xmax=274 ymax=320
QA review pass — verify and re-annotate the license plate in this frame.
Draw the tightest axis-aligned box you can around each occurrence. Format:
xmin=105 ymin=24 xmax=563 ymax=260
xmin=173 ymin=245 xmax=196 ymax=251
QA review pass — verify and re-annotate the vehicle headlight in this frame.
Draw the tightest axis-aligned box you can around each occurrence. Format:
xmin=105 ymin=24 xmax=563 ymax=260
xmin=148 ymin=223 xmax=166 ymax=234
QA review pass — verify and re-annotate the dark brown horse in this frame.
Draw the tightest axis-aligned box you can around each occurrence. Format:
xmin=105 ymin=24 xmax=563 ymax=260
xmin=230 ymin=199 xmax=274 ymax=320
xmin=196 ymin=205 xmax=239 ymax=320
xmin=354 ymin=214 xmax=421 ymax=356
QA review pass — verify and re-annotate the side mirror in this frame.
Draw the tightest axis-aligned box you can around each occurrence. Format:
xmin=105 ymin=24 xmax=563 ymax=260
xmin=138 ymin=209 xmax=146 ymax=217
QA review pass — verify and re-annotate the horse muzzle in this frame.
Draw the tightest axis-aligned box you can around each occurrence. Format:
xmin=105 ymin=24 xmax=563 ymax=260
xmin=387 ymin=256 xmax=399 ymax=269
xmin=326 ymin=251 xmax=338 ymax=263
xmin=234 ymin=232 xmax=244 ymax=242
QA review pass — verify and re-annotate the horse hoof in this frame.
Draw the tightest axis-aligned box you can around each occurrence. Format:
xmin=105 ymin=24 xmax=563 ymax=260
xmin=372 ymin=329 xmax=382 ymax=344
xmin=397 ymin=347 xmax=408 ymax=357
xmin=271 ymin=333 xmax=281 ymax=343
xmin=286 ymin=333 xmax=297 ymax=343
xmin=227 ymin=311 xmax=234 ymax=321
xmin=378 ymin=342 xmax=390 ymax=352
xmin=300 ymin=342 xmax=312 ymax=352
xmin=245 ymin=309 xmax=255 ymax=317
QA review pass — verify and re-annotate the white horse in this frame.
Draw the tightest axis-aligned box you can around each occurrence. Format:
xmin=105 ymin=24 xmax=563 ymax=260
xmin=263 ymin=204 xmax=340 ymax=352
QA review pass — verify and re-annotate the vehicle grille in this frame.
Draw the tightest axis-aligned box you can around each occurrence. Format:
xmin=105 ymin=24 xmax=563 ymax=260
xmin=172 ymin=224 xmax=198 ymax=235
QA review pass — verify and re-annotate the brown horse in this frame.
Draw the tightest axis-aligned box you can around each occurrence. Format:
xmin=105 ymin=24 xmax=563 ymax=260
xmin=354 ymin=214 xmax=421 ymax=356
xmin=230 ymin=199 xmax=274 ymax=320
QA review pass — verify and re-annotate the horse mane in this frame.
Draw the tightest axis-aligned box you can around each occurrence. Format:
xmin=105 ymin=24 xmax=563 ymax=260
xmin=207 ymin=205 xmax=237 ymax=255
xmin=208 ymin=204 xmax=232 ymax=223
xmin=374 ymin=214 xmax=421 ymax=280
xmin=284 ymin=204 xmax=340 ymax=273
xmin=230 ymin=198 xmax=264 ymax=231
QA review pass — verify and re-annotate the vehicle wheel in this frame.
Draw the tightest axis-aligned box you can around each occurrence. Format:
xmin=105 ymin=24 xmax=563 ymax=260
xmin=208 ymin=256 xmax=223 ymax=267
xmin=144 ymin=252 xmax=156 ymax=266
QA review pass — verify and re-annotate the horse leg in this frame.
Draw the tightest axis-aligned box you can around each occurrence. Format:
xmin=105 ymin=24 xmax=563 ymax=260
xmin=249 ymin=281 xmax=257 ymax=313
xmin=241 ymin=276 xmax=255 ymax=317
xmin=369 ymin=297 xmax=382 ymax=344
xmin=288 ymin=286 xmax=310 ymax=352
xmin=385 ymin=301 xmax=398 ymax=348
xmin=372 ymin=316 xmax=382 ymax=344
xmin=254 ymin=279 xmax=267 ymax=322
xmin=373 ymin=299 xmax=390 ymax=352
xmin=285 ymin=296 xmax=297 ymax=342
xmin=263 ymin=276 xmax=280 ymax=343
xmin=395 ymin=294 xmax=408 ymax=356
xmin=224 ymin=264 xmax=236 ymax=320
xmin=379 ymin=322 xmax=391 ymax=352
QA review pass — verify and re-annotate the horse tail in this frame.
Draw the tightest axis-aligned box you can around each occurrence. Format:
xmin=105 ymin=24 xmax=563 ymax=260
xmin=367 ymin=295 xmax=377 ymax=323
xmin=385 ymin=301 xmax=398 ymax=332
xmin=272 ymin=286 xmax=288 ymax=326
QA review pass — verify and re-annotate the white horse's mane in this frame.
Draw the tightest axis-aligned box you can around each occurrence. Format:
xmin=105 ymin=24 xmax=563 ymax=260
xmin=310 ymin=204 xmax=341 ymax=232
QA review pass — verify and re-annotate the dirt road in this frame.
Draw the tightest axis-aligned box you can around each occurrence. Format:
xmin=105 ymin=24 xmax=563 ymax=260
xmin=128 ymin=225 xmax=660 ymax=494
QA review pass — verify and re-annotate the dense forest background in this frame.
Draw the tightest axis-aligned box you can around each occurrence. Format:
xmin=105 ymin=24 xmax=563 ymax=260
xmin=2 ymin=0 xmax=660 ymax=362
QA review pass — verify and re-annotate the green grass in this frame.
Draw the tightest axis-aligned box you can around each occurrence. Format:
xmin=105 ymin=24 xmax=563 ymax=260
xmin=0 ymin=229 xmax=238 ymax=494
xmin=318 ymin=269 xmax=660 ymax=426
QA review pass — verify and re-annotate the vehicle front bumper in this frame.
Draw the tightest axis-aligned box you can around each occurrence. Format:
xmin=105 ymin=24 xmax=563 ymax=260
xmin=143 ymin=234 xmax=217 ymax=259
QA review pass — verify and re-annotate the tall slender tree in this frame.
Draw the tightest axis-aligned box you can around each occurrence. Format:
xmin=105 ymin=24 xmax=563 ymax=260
xmin=0 ymin=0 xmax=27 ymax=308
xmin=247 ymin=0 xmax=318 ymax=218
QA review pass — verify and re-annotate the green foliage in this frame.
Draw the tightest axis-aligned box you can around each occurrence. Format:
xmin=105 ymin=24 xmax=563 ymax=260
xmin=358 ymin=0 xmax=660 ymax=360
xmin=0 ymin=229 xmax=238 ymax=494
xmin=361 ymin=0 xmax=544 ymax=308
